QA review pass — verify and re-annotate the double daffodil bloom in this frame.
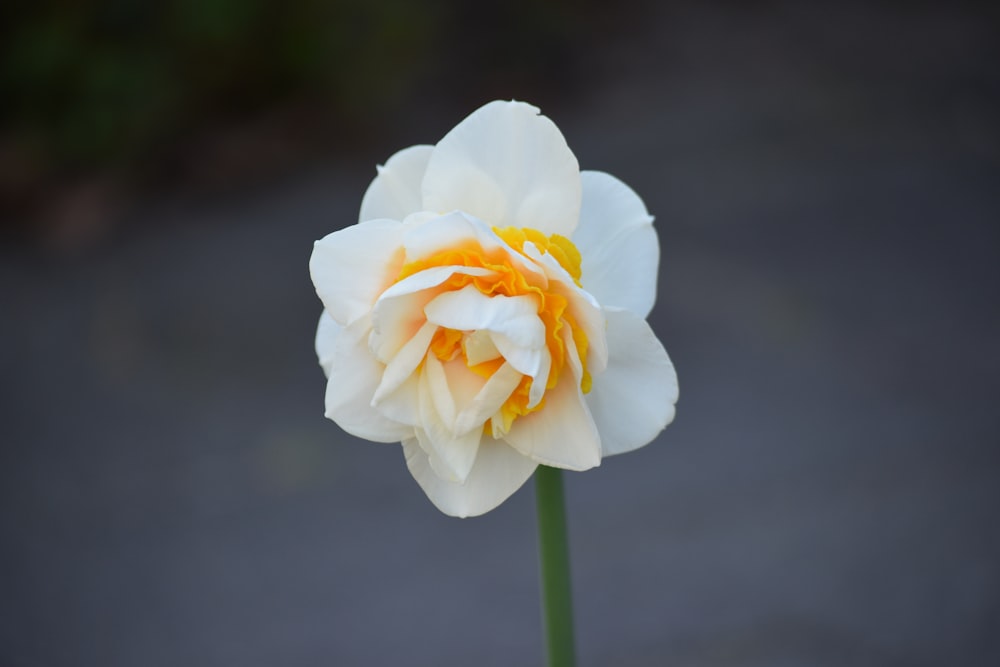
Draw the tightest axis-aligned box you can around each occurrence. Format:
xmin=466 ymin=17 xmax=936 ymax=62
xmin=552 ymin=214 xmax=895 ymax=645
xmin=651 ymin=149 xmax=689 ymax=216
xmin=310 ymin=100 xmax=677 ymax=517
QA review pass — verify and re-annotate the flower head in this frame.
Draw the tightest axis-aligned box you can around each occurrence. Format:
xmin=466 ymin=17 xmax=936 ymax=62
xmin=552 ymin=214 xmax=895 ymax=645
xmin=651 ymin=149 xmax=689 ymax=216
xmin=310 ymin=101 xmax=677 ymax=517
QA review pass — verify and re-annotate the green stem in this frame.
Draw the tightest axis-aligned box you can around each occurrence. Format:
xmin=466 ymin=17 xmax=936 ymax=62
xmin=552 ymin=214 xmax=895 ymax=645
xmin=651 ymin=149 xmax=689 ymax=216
xmin=535 ymin=465 xmax=576 ymax=667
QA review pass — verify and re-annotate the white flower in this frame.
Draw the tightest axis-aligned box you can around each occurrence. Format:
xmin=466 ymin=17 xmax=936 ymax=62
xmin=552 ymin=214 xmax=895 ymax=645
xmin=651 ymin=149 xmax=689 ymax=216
xmin=310 ymin=100 xmax=678 ymax=517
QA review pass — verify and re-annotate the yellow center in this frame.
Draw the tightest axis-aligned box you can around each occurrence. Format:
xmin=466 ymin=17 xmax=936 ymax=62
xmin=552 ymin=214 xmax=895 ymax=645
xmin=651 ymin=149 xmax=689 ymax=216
xmin=395 ymin=226 xmax=591 ymax=435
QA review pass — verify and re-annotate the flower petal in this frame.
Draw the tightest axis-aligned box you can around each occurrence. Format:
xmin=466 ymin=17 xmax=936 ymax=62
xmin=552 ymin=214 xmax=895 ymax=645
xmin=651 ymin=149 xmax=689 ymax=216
xmin=402 ymin=210 xmax=491 ymax=262
xmin=463 ymin=329 xmax=501 ymax=366
xmin=414 ymin=356 xmax=484 ymax=483
xmin=403 ymin=437 xmax=538 ymax=517
xmin=323 ymin=318 xmax=412 ymax=443
xmin=315 ymin=310 xmax=341 ymax=379
xmin=424 ymin=285 xmax=549 ymax=381
xmin=586 ymin=307 xmax=678 ymax=457
xmin=453 ymin=361 xmax=523 ymax=435
xmin=574 ymin=170 xmax=659 ymax=318
xmin=371 ymin=265 xmax=495 ymax=362
xmin=359 ymin=145 xmax=433 ymax=222
xmin=561 ymin=281 xmax=608 ymax=376
xmin=401 ymin=211 xmax=547 ymax=285
xmin=517 ymin=240 xmax=608 ymax=375
xmin=414 ymin=425 xmax=481 ymax=484
xmin=310 ymin=219 xmax=405 ymax=327
xmin=372 ymin=320 xmax=437 ymax=403
xmin=503 ymin=327 xmax=602 ymax=471
xmin=371 ymin=373 xmax=421 ymax=427
xmin=378 ymin=264 xmax=496 ymax=301
xmin=424 ymin=285 xmax=545 ymax=349
xmin=421 ymin=100 xmax=582 ymax=236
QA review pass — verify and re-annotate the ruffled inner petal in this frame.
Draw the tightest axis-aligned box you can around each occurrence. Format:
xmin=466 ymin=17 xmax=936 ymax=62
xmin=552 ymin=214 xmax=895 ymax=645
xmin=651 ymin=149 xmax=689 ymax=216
xmin=371 ymin=265 xmax=495 ymax=362
xmin=502 ymin=325 xmax=602 ymax=471
xmin=424 ymin=286 xmax=545 ymax=349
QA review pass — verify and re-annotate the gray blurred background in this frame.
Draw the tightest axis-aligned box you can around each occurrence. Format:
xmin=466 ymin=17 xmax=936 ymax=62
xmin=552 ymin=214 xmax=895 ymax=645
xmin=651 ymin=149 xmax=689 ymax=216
xmin=2 ymin=2 xmax=999 ymax=665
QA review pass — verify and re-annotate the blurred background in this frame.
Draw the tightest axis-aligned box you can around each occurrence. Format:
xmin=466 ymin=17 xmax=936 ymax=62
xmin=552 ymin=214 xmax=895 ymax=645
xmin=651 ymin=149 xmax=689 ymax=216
xmin=2 ymin=1 xmax=999 ymax=665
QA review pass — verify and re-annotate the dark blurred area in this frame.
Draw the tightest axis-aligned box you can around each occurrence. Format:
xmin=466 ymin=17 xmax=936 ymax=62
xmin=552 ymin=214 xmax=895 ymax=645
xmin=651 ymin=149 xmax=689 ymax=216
xmin=2 ymin=2 xmax=999 ymax=666
xmin=0 ymin=0 xmax=614 ymax=249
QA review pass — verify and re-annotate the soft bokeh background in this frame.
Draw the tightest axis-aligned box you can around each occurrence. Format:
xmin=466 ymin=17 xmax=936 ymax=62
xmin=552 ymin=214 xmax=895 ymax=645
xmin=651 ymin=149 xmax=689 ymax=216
xmin=2 ymin=2 xmax=999 ymax=665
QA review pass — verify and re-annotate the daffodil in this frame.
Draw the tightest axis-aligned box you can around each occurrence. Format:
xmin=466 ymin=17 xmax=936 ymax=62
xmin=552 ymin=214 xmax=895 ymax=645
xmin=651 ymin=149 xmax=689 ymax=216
xmin=310 ymin=100 xmax=677 ymax=517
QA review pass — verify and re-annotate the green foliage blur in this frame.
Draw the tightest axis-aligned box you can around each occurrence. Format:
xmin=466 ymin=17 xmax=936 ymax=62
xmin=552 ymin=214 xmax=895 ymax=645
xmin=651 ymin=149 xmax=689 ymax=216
xmin=1 ymin=0 xmax=442 ymax=177
xmin=1 ymin=0 xmax=614 ymax=240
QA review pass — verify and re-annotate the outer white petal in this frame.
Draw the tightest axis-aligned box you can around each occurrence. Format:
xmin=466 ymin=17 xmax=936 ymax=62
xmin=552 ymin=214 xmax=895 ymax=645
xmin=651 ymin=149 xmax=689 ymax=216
xmin=587 ymin=307 xmax=678 ymax=457
xmin=421 ymin=101 xmax=582 ymax=236
xmin=502 ymin=327 xmax=602 ymax=471
xmin=359 ymin=145 xmax=433 ymax=222
xmin=574 ymin=171 xmax=659 ymax=318
xmin=323 ymin=318 xmax=412 ymax=443
xmin=310 ymin=219 xmax=405 ymax=326
xmin=403 ymin=437 xmax=538 ymax=518
xmin=315 ymin=310 xmax=341 ymax=379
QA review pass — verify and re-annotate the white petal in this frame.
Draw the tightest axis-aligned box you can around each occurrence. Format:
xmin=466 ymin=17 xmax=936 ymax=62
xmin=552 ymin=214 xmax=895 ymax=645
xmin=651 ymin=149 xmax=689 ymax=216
xmin=586 ymin=308 xmax=678 ymax=457
xmin=359 ymin=145 xmax=433 ymax=222
xmin=424 ymin=285 xmax=545 ymax=350
xmin=414 ymin=426 xmax=480 ymax=484
xmin=372 ymin=373 xmax=421 ymax=427
xmin=401 ymin=211 xmax=547 ymax=285
xmin=422 ymin=101 xmax=582 ymax=235
xmin=488 ymin=332 xmax=544 ymax=379
xmin=463 ymin=330 xmax=501 ymax=366
xmin=323 ymin=317 xmax=412 ymax=443
xmin=518 ymin=240 xmax=609 ymax=374
xmin=401 ymin=210 xmax=490 ymax=262
xmin=453 ymin=362 xmax=523 ymax=435
xmin=503 ymin=329 xmax=602 ymax=471
xmin=310 ymin=219 xmax=405 ymax=327
xmin=574 ymin=171 xmax=659 ymax=318
xmin=378 ymin=264 xmax=495 ymax=301
xmin=424 ymin=285 xmax=547 ymax=380
xmin=567 ymin=288 xmax=609 ymax=377
xmin=371 ymin=265 xmax=495 ymax=362
xmin=372 ymin=320 xmax=437 ymax=402
xmin=416 ymin=356 xmax=483 ymax=482
xmin=403 ymin=437 xmax=538 ymax=517
xmin=526 ymin=348 xmax=551 ymax=410
xmin=423 ymin=353 xmax=458 ymax=427
xmin=315 ymin=310 xmax=341 ymax=378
